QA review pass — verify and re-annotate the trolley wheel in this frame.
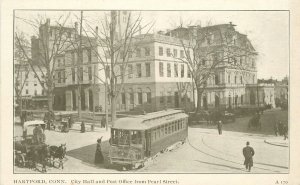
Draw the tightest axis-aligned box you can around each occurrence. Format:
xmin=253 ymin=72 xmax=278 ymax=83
xmin=15 ymin=154 xmax=26 ymax=167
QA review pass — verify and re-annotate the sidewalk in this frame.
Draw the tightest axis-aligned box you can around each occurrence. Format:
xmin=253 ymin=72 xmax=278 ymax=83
xmin=264 ymin=136 xmax=289 ymax=147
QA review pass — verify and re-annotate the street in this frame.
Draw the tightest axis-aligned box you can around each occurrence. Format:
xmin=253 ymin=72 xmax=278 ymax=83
xmin=14 ymin=109 xmax=289 ymax=173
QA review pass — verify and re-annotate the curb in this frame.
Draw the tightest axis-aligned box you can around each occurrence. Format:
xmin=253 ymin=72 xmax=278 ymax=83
xmin=264 ymin=140 xmax=288 ymax=147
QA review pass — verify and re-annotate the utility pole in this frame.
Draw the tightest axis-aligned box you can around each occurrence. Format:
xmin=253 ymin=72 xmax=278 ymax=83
xmin=77 ymin=11 xmax=83 ymax=121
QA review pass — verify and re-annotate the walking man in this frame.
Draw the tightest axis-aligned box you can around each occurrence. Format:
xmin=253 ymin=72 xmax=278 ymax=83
xmin=217 ymin=120 xmax=223 ymax=135
xmin=274 ymin=122 xmax=279 ymax=136
xmin=243 ymin=141 xmax=255 ymax=172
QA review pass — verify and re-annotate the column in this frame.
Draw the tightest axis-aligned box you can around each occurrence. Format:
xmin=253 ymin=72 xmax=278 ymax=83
xmin=65 ymin=90 xmax=73 ymax=111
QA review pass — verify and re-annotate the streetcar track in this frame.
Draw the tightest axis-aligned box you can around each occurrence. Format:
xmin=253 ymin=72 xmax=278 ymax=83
xmin=187 ymin=136 xmax=282 ymax=173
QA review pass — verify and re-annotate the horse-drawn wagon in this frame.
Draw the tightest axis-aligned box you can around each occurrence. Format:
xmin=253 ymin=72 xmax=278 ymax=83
xmin=14 ymin=120 xmax=67 ymax=172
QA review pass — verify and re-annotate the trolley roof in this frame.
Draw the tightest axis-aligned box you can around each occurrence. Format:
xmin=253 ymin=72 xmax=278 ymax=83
xmin=113 ymin=109 xmax=188 ymax=130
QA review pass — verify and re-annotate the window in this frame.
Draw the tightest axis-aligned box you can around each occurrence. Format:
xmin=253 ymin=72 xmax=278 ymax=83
xmin=58 ymin=71 xmax=61 ymax=83
xmin=174 ymin=64 xmax=178 ymax=77
xmin=167 ymin=48 xmax=171 ymax=57
xmin=159 ymin=47 xmax=163 ymax=56
xmin=68 ymin=31 xmax=71 ymax=38
xmin=234 ymin=76 xmax=237 ymax=84
xmin=136 ymin=64 xmax=142 ymax=78
xmin=128 ymin=64 xmax=133 ymax=79
xmin=130 ymin=92 xmax=134 ymax=104
xmin=26 ymin=89 xmax=29 ymax=94
xmin=186 ymin=50 xmax=190 ymax=59
xmin=145 ymin=63 xmax=151 ymax=77
xmin=34 ymin=90 xmax=37 ymax=96
xmin=160 ymin=92 xmax=164 ymax=104
xmin=88 ymin=66 xmax=92 ymax=80
xmin=181 ymin=64 xmax=184 ymax=78
xmin=173 ymin=49 xmax=177 ymax=57
xmin=159 ymin=62 xmax=164 ymax=77
xmin=58 ymin=59 xmax=61 ymax=67
xmin=136 ymin=48 xmax=141 ymax=57
xmin=167 ymin=63 xmax=171 ymax=77
xmin=146 ymin=92 xmax=151 ymax=103
xmin=187 ymin=67 xmax=191 ymax=78
xmin=180 ymin=50 xmax=184 ymax=58
xmin=87 ymin=48 xmax=92 ymax=63
xmin=215 ymin=74 xmax=219 ymax=85
xmin=79 ymin=67 xmax=83 ymax=82
xmin=228 ymin=74 xmax=231 ymax=84
xmin=202 ymin=59 xmax=206 ymax=65
xmin=138 ymin=92 xmax=142 ymax=104
xmin=167 ymin=92 xmax=172 ymax=103
xmin=240 ymin=76 xmax=243 ymax=84
xmin=34 ymin=82 xmax=37 ymax=86
xmin=145 ymin=47 xmax=150 ymax=56
xmin=72 ymin=68 xmax=75 ymax=83
xmin=71 ymin=52 xmax=75 ymax=65
xmin=121 ymin=93 xmax=126 ymax=105
xmin=62 ymin=70 xmax=65 ymax=83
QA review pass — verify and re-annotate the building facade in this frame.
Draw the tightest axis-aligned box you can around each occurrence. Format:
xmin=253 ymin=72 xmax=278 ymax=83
xmin=168 ymin=23 xmax=266 ymax=110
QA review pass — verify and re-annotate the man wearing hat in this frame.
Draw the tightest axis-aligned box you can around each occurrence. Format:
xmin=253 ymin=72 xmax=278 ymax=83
xmin=243 ymin=141 xmax=255 ymax=172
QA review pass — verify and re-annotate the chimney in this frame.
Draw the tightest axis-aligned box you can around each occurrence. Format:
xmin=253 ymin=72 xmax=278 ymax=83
xmin=75 ymin=22 xmax=78 ymax=35
xmin=229 ymin=22 xmax=232 ymax=25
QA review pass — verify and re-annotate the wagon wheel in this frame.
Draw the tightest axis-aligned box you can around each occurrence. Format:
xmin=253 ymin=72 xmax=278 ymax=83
xmin=15 ymin=153 xmax=26 ymax=167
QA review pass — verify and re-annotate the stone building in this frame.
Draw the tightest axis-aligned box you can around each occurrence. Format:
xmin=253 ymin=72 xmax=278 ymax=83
xmin=167 ymin=22 xmax=263 ymax=110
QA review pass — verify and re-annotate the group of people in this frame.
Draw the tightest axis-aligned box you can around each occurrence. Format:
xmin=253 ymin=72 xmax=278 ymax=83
xmin=274 ymin=121 xmax=288 ymax=140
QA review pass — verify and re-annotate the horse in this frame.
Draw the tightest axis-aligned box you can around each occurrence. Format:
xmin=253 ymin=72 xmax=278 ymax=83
xmin=49 ymin=143 xmax=67 ymax=169
xmin=27 ymin=144 xmax=51 ymax=172
xmin=248 ymin=114 xmax=261 ymax=130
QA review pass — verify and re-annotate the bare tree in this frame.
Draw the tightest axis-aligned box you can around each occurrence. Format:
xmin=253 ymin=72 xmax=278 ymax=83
xmin=84 ymin=11 xmax=154 ymax=124
xmin=15 ymin=14 xmax=73 ymax=112
xmin=175 ymin=23 xmax=257 ymax=112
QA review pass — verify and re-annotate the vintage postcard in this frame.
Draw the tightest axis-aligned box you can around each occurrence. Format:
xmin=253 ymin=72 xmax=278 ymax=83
xmin=1 ymin=0 xmax=299 ymax=185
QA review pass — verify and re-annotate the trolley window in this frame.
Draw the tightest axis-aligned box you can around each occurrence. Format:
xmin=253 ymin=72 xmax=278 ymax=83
xmin=111 ymin=129 xmax=130 ymax=146
xmin=130 ymin=130 xmax=142 ymax=145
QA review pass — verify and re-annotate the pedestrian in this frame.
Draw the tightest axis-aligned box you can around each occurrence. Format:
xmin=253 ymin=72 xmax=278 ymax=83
xmin=217 ymin=120 xmax=223 ymax=135
xmin=243 ymin=141 xmax=255 ymax=172
xmin=283 ymin=124 xmax=288 ymax=140
xmin=68 ymin=115 xmax=74 ymax=128
xmin=94 ymin=136 xmax=104 ymax=164
xmin=274 ymin=122 xmax=279 ymax=136
xmin=80 ymin=121 xmax=86 ymax=133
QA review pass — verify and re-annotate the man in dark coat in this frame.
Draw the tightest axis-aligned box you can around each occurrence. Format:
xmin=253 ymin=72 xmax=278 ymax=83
xmin=217 ymin=120 xmax=223 ymax=135
xmin=80 ymin=121 xmax=86 ymax=133
xmin=94 ymin=136 xmax=104 ymax=164
xmin=243 ymin=141 xmax=255 ymax=172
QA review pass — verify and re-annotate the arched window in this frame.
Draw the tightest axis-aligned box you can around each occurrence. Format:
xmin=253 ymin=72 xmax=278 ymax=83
xmin=137 ymin=88 xmax=142 ymax=105
xmin=145 ymin=88 xmax=151 ymax=103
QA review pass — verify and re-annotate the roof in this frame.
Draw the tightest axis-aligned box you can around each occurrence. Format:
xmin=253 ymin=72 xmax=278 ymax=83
xmin=113 ymin=109 xmax=188 ymax=130
xmin=24 ymin=120 xmax=45 ymax=128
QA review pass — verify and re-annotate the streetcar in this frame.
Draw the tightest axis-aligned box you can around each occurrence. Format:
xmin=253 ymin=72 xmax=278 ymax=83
xmin=108 ymin=109 xmax=188 ymax=169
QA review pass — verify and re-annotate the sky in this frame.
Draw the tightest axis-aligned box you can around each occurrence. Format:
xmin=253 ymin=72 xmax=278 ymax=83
xmin=15 ymin=10 xmax=289 ymax=80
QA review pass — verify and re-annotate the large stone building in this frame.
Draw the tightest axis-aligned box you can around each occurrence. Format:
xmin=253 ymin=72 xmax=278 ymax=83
xmin=49 ymin=11 xmax=194 ymax=112
xmin=167 ymin=22 xmax=274 ymax=109
xmin=29 ymin=12 xmax=276 ymax=112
